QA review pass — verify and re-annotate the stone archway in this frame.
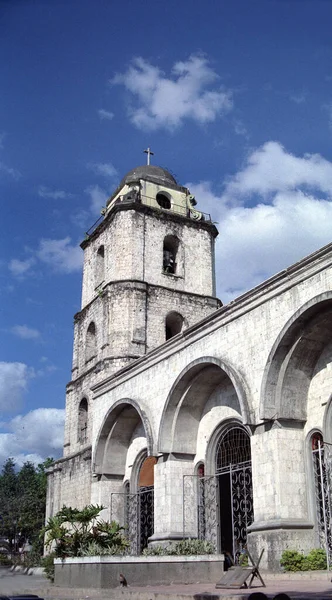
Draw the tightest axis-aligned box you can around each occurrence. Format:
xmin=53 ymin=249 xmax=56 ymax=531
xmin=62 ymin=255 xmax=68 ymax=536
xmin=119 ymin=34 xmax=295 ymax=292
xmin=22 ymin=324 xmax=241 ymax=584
xmin=260 ymin=294 xmax=332 ymax=421
xmin=93 ymin=398 xmax=153 ymax=475
xmin=155 ymin=357 xmax=250 ymax=550
xmin=92 ymin=399 xmax=154 ymax=553
xmin=158 ymin=356 xmax=251 ymax=455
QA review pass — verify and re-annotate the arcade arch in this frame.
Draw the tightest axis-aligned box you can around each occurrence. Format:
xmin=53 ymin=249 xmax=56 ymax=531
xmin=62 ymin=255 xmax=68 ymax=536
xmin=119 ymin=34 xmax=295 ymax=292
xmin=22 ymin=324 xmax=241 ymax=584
xmin=261 ymin=294 xmax=332 ymax=422
xmin=158 ymin=357 xmax=250 ymax=455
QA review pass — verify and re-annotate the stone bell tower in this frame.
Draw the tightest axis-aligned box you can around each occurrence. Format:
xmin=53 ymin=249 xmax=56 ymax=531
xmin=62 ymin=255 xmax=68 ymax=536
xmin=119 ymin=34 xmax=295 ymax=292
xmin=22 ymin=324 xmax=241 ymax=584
xmin=61 ymin=160 xmax=220 ymax=463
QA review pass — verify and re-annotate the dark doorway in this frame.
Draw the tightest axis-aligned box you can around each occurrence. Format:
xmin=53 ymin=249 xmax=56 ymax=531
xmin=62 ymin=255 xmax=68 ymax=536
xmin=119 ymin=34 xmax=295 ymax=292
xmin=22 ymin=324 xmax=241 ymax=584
xmin=215 ymin=426 xmax=253 ymax=560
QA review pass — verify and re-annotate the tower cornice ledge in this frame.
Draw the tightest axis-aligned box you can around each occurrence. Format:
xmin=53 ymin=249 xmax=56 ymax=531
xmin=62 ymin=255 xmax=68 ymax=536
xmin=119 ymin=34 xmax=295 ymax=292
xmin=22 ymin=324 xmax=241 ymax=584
xmin=81 ymin=201 xmax=219 ymax=249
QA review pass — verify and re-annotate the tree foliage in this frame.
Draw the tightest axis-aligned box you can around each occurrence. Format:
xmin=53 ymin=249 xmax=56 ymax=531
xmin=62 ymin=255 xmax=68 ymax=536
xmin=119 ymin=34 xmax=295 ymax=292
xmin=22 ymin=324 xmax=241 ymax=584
xmin=0 ymin=457 xmax=53 ymax=555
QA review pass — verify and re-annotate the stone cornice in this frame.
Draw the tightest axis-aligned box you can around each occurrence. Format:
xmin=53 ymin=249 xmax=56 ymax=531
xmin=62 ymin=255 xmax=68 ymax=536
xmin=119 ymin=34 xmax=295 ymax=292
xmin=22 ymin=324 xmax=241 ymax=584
xmin=81 ymin=200 xmax=218 ymax=249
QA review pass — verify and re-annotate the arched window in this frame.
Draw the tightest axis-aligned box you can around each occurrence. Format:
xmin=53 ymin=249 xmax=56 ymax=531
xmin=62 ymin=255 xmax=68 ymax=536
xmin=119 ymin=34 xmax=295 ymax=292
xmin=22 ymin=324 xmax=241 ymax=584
xmin=165 ymin=311 xmax=184 ymax=340
xmin=163 ymin=235 xmax=179 ymax=275
xmin=95 ymin=245 xmax=105 ymax=287
xmin=78 ymin=398 xmax=88 ymax=443
xmin=85 ymin=321 xmax=96 ymax=362
xmin=156 ymin=192 xmax=171 ymax=209
xmin=215 ymin=426 xmax=251 ymax=472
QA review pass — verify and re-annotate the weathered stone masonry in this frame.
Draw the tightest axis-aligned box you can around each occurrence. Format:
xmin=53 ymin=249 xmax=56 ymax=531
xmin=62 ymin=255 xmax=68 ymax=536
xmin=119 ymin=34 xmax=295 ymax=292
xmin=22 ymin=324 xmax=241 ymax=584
xmin=47 ymin=163 xmax=332 ymax=570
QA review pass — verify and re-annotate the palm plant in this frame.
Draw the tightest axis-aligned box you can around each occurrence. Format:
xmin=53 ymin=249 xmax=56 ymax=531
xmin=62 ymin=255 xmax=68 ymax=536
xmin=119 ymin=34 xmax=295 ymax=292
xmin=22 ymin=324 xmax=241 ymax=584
xmin=42 ymin=504 xmax=129 ymax=558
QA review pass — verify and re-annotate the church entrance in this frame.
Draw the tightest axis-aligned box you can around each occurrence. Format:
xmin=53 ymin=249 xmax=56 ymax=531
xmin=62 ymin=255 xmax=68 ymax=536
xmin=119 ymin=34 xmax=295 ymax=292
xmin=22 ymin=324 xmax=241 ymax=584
xmin=137 ymin=456 xmax=156 ymax=552
xmin=215 ymin=426 xmax=253 ymax=560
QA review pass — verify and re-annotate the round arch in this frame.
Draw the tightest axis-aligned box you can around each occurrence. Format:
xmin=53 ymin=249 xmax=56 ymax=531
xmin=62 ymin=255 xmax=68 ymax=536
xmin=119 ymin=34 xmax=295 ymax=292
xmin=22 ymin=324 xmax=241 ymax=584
xmin=158 ymin=356 xmax=251 ymax=454
xmin=205 ymin=417 xmax=252 ymax=475
xmin=93 ymin=398 xmax=154 ymax=475
xmin=260 ymin=293 xmax=332 ymax=421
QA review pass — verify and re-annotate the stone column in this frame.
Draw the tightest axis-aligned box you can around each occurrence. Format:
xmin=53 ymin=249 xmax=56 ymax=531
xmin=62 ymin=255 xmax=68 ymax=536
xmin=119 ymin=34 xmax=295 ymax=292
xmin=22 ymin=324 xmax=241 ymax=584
xmin=248 ymin=420 xmax=316 ymax=570
xmin=149 ymin=454 xmax=195 ymax=546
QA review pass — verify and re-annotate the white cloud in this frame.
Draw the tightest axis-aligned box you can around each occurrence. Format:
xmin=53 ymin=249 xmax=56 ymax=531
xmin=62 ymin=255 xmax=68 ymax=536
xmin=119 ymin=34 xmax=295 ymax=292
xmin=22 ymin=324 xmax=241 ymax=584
xmin=11 ymin=325 xmax=40 ymax=340
xmin=38 ymin=185 xmax=74 ymax=200
xmin=0 ymin=408 xmax=65 ymax=467
xmin=112 ymin=54 xmax=233 ymax=130
xmin=37 ymin=237 xmax=83 ymax=273
xmin=187 ymin=142 xmax=332 ymax=303
xmin=87 ymin=162 xmax=117 ymax=178
xmin=8 ymin=257 xmax=35 ymax=278
xmin=222 ymin=141 xmax=332 ymax=203
xmin=98 ymin=109 xmax=114 ymax=121
xmin=0 ymin=362 xmax=34 ymax=412
xmin=0 ymin=162 xmax=21 ymax=179
xmin=85 ymin=184 xmax=109 ymax=215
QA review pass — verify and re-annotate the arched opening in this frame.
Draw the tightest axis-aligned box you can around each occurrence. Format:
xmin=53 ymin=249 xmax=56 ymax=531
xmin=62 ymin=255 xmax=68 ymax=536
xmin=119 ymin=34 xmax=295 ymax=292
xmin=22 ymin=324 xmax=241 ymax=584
xmin=165 ymin=311 xmax=184 ymax=340
xmin=214 ymin=424 xmax=252 ymax=559
xmin=261 ymin=296 xmax=332 ymax=421
xmin=137 ymin=455 xmax=157 ymax=552
xmin=78 ymin=398 xmax=88 ymax=443
xmin=163 ymin=235 xmax=179 ymax=274
xmin=158 ymin=357 xmax=249 ymax=455
xmin=156 ymin=192 xmax=171 ymax=209
xmin=85 ymin=321 xmax=96 ymax=362
xmin=94 ymin=400 xmax=154 ymax=555
xmin=95 ymin=245 xmax=105 ymax=288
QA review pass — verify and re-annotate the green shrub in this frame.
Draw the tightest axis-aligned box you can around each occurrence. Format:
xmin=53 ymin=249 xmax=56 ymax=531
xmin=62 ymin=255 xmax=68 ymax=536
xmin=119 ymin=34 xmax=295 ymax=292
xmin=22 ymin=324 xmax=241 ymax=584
xmin=281 ymin=548 xmax=327 ymax=572
xmin=172 ymin=538 xmax=215 ymax=555
xmin=280 ymin=550 xmax=306 ymax=571
xmin=41 ymin=552 xmax=56 ymax=582
xmin=305 ymin=548 xmax=327 ymax=570
xmin=143 ymin=538 xmax=215 ymax=556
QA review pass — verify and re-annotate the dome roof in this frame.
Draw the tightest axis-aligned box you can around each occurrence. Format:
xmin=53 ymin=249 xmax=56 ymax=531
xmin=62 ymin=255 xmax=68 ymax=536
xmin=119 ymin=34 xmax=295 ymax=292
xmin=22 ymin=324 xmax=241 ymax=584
xmin=120 ymin=165 xmax=178 ymax=187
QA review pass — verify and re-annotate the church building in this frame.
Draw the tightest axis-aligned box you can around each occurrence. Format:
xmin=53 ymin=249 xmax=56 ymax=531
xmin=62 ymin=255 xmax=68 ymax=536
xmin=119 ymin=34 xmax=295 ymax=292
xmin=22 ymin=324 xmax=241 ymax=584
xmin=46 ymin=161 xmax=332 ymax=570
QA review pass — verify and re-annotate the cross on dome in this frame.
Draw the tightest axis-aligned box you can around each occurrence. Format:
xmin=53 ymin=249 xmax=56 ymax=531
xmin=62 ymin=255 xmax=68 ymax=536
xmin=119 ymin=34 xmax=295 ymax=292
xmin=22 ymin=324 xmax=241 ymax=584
xmin=144 ymin=147 xmax=154 ymax=165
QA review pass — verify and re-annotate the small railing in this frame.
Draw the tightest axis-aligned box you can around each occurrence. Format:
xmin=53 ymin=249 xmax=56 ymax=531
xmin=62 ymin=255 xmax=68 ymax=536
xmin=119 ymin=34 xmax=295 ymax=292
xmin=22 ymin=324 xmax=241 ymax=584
xmin=84 ymin=193 xmax=213 ymax=238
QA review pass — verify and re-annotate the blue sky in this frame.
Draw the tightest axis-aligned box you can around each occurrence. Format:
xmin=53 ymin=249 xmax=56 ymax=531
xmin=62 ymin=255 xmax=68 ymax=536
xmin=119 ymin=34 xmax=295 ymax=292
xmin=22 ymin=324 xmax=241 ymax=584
xmin=1 ymin=0 xmax=332 ymax=466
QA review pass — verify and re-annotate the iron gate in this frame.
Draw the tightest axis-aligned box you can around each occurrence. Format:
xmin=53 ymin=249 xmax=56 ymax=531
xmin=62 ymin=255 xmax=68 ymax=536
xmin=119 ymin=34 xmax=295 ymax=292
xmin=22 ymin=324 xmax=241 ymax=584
xmin=110 ymin=487 xmax=154 ymax=555
xmin=183 ymin=461 xmax=253 ymax=557
xmin=312 ymin=440 xmax=332 ymax=568
xmin=183 ymin=474 xmax=218 ymax=549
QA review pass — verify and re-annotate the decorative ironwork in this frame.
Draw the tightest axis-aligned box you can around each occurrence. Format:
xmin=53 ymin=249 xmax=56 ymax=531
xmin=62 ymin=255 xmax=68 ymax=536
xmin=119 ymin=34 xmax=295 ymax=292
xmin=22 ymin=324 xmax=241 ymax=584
xmin=216 ymin=427 xmax=251 ymax=473
xmin=138 ymin=486 xmax=154 ymax=552
xmin=230 ymin=461 xmax=253 ymax=558
xmin=312 ymin=437 xmax=332 ymax=568
xmin=183 ymin=474 xmax=218 ymax=550
xmin=110 ymin=486 xmax=154 ymax=555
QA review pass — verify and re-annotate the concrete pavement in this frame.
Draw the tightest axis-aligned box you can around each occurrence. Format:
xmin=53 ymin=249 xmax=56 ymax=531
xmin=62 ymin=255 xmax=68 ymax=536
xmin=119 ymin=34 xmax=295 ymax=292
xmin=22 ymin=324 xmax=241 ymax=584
xmin=2 ymin=567 xmax=332 ymax=599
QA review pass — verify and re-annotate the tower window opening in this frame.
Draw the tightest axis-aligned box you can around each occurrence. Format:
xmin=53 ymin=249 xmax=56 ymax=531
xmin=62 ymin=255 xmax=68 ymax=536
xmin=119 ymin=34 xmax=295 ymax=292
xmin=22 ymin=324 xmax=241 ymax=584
xmin=163 ymin=235 xmax=179 ymax=274
xmin=165 ymin=311 xmax=184 ymax=340
xmin=85 ymin=321 xmax=97 ymax=362
xmin=156 ymin=192 xmax=171 ymax=209
xmin=78 ymin=398 xmax=88 ymax=443
xmin=96 ymin=245 xmax=105 ymax=288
